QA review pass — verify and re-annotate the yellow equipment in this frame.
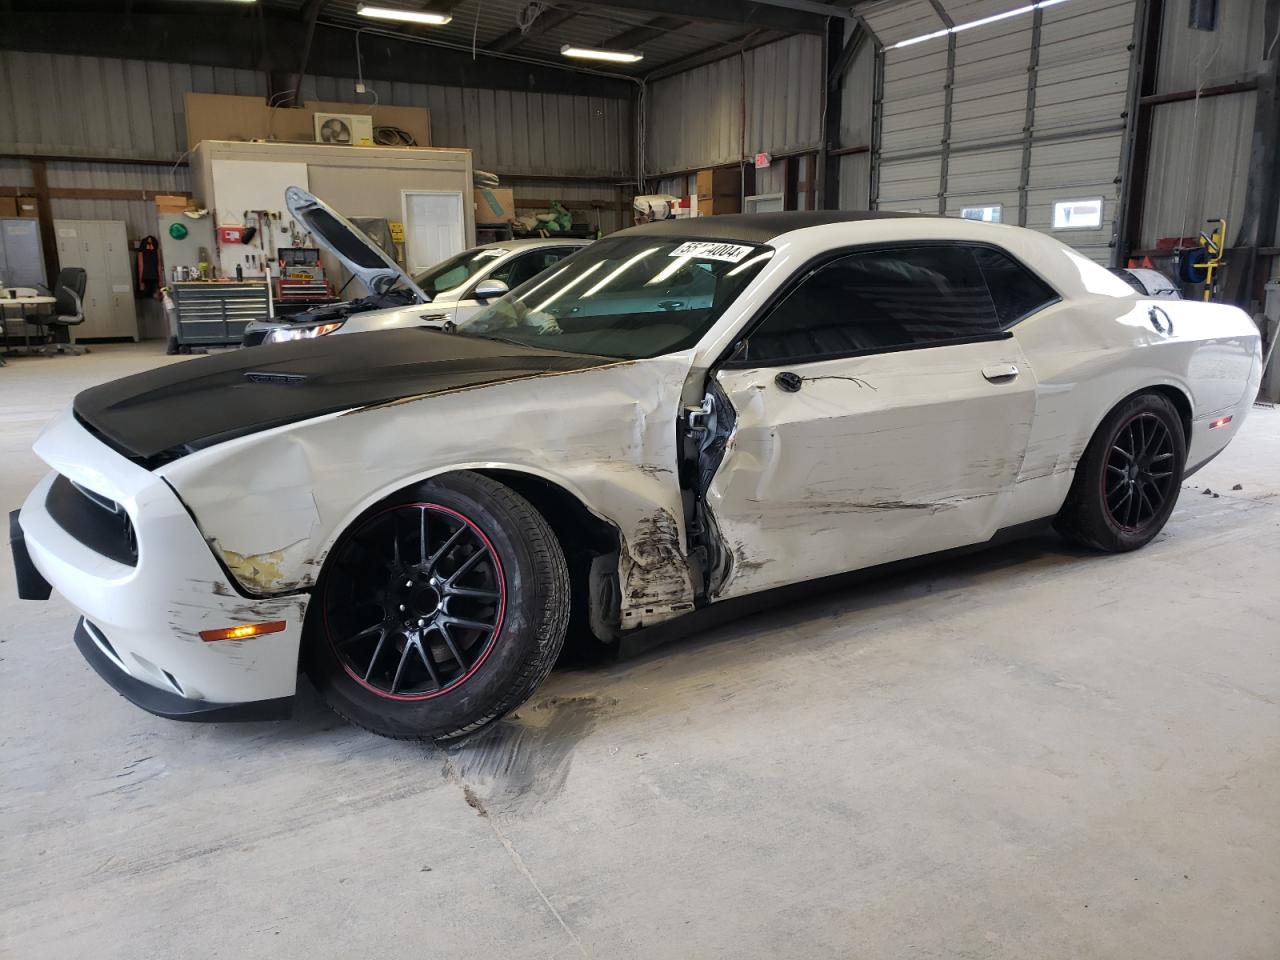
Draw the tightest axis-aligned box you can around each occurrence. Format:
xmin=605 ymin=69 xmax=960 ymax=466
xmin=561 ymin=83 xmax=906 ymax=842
xmin=1189 ymin=217 xmax=1227 ymax=302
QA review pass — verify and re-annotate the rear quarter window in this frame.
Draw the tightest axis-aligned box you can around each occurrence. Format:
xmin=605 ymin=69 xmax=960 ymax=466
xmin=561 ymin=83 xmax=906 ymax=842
xmin=972 ymin=247 xmax=1060 ymax=327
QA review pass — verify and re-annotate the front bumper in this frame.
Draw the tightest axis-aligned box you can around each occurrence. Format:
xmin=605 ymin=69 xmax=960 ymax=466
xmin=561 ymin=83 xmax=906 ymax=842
xmin=17 ymin=407 xmax=309 ymax=714
xmin=74 ymin=618 xmax=292 ymax=722
xmin=10 ymin=508 xmax=51 ymax=600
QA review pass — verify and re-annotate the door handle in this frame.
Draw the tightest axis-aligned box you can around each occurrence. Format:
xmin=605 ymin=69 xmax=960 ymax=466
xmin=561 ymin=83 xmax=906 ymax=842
xmin=982 ymin=363 xmax=1019 ymax=383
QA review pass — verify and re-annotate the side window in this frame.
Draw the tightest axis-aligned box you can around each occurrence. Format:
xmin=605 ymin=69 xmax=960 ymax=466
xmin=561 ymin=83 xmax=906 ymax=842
xmin=972 ymin=247 xmax=1058 ymax=327
xmin=746 ymin=245 xmax=1000 ymax=363
xmin=489 ymin=248 xmax=578 ymax=291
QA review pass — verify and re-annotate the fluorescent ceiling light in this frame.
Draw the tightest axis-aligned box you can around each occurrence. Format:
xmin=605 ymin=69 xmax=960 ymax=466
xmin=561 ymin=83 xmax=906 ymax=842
xmin=357 ymin=4 xmax=452 ymax=25
xmin=560 ymin=44 xmax=644 ymax=64
xmin=893 ymin=0 xmax=1070 ymax=48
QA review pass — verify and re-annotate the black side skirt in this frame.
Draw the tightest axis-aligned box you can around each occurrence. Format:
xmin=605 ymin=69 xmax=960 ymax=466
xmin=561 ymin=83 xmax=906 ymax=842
xmin=73 ymin=618 xmax=293 ymax=723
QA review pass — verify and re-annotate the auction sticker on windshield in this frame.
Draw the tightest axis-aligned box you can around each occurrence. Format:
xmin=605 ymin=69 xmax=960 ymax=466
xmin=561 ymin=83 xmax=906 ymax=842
xmin=669 ymin=241 xmax=755 ymax=262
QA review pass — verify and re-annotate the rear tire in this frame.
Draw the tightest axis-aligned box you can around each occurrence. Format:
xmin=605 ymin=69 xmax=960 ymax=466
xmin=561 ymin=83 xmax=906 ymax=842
xmin=1055 ymin=391 xmax=1186 ymax=552
xmin=304 ymin=471 xmax=570 ymax=741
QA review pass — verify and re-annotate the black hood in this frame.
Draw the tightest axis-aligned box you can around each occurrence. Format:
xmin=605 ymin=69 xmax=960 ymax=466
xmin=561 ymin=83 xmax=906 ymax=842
xmin=74 ymin=329 xmax=612 ymax=463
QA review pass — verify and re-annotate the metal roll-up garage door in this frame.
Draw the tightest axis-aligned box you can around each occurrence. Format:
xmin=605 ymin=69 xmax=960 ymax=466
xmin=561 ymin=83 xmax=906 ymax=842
xmin=863 ymin=0 xmax=1137 ymax=263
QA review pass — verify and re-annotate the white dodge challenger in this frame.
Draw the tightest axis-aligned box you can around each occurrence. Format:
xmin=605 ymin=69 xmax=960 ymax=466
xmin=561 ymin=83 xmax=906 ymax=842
xmin=12 ymin=213 xmax=1262 ymax=740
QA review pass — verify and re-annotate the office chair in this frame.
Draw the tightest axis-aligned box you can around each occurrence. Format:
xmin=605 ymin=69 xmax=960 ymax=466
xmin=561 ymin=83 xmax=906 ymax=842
xmin=34 ymin=268 xmax=89 ymax=355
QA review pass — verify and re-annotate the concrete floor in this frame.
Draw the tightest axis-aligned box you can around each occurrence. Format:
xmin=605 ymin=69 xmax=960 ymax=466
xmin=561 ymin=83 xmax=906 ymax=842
xmin=2 ymin=343 xmax=1277 ymax=959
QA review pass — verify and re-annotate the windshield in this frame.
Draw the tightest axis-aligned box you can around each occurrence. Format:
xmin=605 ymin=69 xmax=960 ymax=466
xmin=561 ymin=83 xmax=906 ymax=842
xmin=454 ymin=236 xmax=774 ymax=359
xmin=412 ymin=247 xmax=509 ymax=299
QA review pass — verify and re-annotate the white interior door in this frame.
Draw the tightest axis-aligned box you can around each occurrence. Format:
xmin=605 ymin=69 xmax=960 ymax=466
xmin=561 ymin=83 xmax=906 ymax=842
xmin=402 ymin=190 xmax=465 ymax=274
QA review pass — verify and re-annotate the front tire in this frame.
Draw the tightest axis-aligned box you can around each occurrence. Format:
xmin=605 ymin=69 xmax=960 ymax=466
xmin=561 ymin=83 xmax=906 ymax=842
xmin=1055 ymin=391 xmax=1187 ymax=552
xmin=305 ymin=471 xmax=570 ymax=741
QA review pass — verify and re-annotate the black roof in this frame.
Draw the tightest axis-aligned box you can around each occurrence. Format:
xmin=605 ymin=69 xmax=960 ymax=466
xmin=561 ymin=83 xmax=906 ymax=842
xmin=615 ymin=210 xmax=936 ymax=244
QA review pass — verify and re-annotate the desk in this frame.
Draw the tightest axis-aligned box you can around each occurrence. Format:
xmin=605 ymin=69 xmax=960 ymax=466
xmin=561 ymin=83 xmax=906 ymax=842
xmin=0 ymin=293 xmax=57 ymax=358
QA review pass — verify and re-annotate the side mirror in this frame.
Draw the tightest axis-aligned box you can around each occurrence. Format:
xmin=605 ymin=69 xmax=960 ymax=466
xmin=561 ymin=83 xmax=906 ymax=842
xmin=473 ymin=278 xmax=510 ymax=303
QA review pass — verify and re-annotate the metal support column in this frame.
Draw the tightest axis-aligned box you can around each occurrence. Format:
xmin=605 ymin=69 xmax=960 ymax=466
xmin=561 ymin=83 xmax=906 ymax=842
xmin=1017 ymin=6 xmax=1044 ymax=227
xmin=1115 ymin=0 xmax=1164 ymax=266
xmin=1229 ymin=0 xmax=1280 ymax=305
xmin=29 ymin=160 xmax=58 ymax=283
xmin=820 ymin=18 xmax=848 ymax=209
xmin=870 ymin=42 xmax=885 ymax=209
xmin=928 ymin=0 xmax=956 ymax=216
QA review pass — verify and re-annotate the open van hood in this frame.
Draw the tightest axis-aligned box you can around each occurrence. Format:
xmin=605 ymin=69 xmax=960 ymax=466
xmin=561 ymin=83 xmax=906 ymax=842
xmin=285 ymin=186 xmax=429 ymax=301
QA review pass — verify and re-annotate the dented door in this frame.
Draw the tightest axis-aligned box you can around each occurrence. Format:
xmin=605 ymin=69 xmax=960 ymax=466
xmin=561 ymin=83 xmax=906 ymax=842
xmin=703 ymin=338 xmax=1038 ymax=600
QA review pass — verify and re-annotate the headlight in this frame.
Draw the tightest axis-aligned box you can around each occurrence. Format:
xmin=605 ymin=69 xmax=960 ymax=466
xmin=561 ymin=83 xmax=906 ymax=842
xmin=266 ymin=321 xmax=344 ymax=343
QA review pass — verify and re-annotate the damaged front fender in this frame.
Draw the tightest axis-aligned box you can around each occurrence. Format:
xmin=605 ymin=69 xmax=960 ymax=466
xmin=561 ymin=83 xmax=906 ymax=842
xmin=158 ymin=356 xmax=701 ymax=627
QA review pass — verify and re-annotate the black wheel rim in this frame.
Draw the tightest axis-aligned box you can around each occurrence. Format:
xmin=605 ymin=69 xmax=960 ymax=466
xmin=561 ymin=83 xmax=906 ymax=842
xmin=1102 ymin=412 xmax=1176 ymax=532
xmin=323 ymin=503 xmax=506 ymax=700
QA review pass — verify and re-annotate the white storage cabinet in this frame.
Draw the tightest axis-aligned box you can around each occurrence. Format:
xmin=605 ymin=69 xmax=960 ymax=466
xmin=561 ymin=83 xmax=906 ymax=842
xmin=54 ymin=219 xmax=138 ymax=341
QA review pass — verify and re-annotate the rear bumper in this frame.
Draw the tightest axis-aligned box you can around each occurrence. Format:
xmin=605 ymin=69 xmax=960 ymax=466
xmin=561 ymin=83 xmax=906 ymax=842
xmin=74 ymin=618 xmax=292 ymax=722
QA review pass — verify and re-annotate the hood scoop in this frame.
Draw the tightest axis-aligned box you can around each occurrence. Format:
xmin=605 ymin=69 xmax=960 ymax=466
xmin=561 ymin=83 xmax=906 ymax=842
xmin=244 ymin=371 xmax=308 ymax=385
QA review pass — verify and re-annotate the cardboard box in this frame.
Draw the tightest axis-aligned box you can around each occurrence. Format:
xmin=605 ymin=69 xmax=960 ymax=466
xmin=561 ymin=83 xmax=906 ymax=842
xmin=15 ymin=196 xmax=38 ymax=218
xmin=695 ymin=167 xmax=741 ymax=216
xmin=0 ymin=197 xmax=16 ymax=218
xmin=474 ymin=188 xmax=514 ymax=224
xmin=155 ymin=194 xmax=191 ymax=215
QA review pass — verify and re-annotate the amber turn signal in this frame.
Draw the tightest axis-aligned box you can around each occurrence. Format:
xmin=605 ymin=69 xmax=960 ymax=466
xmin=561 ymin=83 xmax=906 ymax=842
xmin=199 ymin=621 xmax=288 ymax=642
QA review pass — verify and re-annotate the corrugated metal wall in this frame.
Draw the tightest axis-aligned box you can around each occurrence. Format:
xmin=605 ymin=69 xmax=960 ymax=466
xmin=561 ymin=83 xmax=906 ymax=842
xmin=304 ymin=74 xmax=631 ymax=179
xmin=865 ymin=0 xmax=1137 ymax=262
xmin=0 ymin=51 xmax=632 ymax=176
xmin=644 ymin=35 xmax=823 ymax=176
xmin=1138 ymin=0 xmax=1266 ymax=248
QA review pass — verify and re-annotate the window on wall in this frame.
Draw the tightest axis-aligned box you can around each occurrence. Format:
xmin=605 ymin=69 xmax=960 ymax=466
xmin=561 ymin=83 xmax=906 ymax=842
xmin=1188 ymin=0 xmax=1217 ymax=30
xmin=960 ymin=205 xmax=1002 ymax=223
xmin=1052 ymin=198 xmax=1104 ymax=230
xmin=744 ymin=245 xmax=1003 ymax=362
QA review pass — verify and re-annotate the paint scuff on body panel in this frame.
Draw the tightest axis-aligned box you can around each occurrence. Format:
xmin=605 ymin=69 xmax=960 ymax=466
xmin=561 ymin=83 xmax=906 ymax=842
xmin=616 ymin=509 xmax=694 ymax=610
xmin=215 ymin=539 xmax=313 ymax=593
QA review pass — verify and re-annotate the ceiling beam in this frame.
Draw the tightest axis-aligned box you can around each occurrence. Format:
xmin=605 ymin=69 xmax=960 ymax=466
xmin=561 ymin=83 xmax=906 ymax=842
xmin=590 ymin=0 xmax=827 ymax=34
xmin=487 ymin=5 xmax=581 ymax=53
xmin=288 ymin=0 xmax=325 ymax=107
xmin=603 ymin=15 xmax=690 ymax=49
xmin=740 ymin=0 xmax=857 ymax=18
xmin=0 ymin=12 xmax=635 ymax=98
